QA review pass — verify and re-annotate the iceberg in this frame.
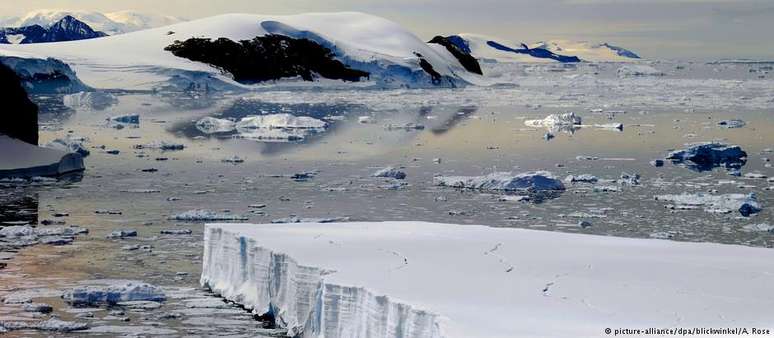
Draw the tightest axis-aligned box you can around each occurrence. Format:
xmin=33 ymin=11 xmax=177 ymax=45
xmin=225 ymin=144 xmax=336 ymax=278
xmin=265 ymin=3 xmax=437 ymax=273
xmin=195 ymin=117 xmax=236 ymax=134
xmin=434 ymin=171 xmax=564 ymax=192
xmin=0 ymin=135 xmax=84 ymax=178
xmin=666 ymin=142 xmax=747 ymax=172
xmin=202 ymin=221 xmax=774 ymax=338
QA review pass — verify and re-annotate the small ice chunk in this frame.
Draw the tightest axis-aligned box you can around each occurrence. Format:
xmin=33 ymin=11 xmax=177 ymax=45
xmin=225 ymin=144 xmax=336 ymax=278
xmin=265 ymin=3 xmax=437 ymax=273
xmin=434 ymin=171 xmax=565 ymax=192
xmin=564 ymin=174 xmax=598 ymax=183
xmin=717 ymin=119 xmax=746 ymax=129
xmin=169 ymin=210 xmax=248 ymax=221
xmin=654 ymin=193 xmax=761 ymax=217
xmin=666 ymin=142 xmax=747 ymax=172
xmin=742 ymin=224 xmax=774 ymax=233
xmin=196 ymin=117 xmax=236 ymax=134
xmin=617 ymin=65 xmax=664 ymax=77
xmin=372 ymin=167 xmax=407 ymax=180
xmin=62 ymin=281 xmax=166 ymax=306
xmin=135 ymin=141 xmax=185 ymax=151
xmin=109 ymin=114 xmax=139 ymax=124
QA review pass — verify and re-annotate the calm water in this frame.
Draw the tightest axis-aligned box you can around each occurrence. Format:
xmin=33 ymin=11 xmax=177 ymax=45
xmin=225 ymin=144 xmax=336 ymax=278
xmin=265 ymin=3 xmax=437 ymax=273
xmin=2 ymin=61 xmax=773 ymax=335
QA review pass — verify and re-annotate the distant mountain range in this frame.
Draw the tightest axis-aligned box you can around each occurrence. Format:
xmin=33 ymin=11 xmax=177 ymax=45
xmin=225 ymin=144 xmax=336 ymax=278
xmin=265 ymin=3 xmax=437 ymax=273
xmin=0 ymin=10 xmax=184 ymax=35
xmin=1 ymin=16 xmax=107 ymax=44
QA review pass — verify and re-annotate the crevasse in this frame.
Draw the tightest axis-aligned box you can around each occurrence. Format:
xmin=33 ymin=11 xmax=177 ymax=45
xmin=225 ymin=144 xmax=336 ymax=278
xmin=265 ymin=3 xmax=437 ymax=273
xmin=201 ymin=226 xmax=443 ymax=338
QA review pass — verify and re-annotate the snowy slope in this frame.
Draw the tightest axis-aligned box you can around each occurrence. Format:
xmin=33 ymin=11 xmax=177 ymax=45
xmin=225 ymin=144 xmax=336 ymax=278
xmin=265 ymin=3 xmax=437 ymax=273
xmin=532 ymin=40 xmax=640 ymax=62
xmin=1 ymin=9 xmax=183 ymax=35
xmin=455 ymin=34 xmax=640 ymax=63
xmin=203 ymin=222 xmax=774 ymax=338
xmin=0 ymin=13 xmax=478 ymax=90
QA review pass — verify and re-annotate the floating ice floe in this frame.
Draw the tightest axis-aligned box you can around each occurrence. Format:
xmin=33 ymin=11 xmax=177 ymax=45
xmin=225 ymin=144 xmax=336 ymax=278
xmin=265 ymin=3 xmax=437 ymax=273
xmin=372 ymin=167 xmax=407 ymax=180
xmin=564 ymin=174 xmax=598 ymax=183
xmin=717 ymin=119 xmax=746 ymax=129
xmin=169 ymin=210 xmax=248 ymax=221
xmin=742 ymin=224 xmax=774 ymax=233
xmin=271 ymin=216 xmax=351 ymax=224
xmin=655 ymin=193 xmax=761 ymax=216
xmin=616 ymin=64 xmax=664 ymax=77
xmin=434 ymin=171 xmax=564 ymax=192
xmin=62 ymin=280 xmax=166 ymax=306
xmin=134 ymin=141 xmax=185 ymax=151
xmin=63 ymin=91 xmax=118 ymax=110
xmin=44 ymin=136 xmax=90 ymax=157
xmin=108 ymin=114 xmax=139 ymax=124
xmin=234 ymin=113 xmax=328 ymax=142
xmin=666 ymin=142 xmax=747 ymax=172
xmin=0 ymin=318 xmax=88 ymax=332
xmin=524 ymin=112 xmax=581 ymax=132
xmin=0 ymin=135 xmax=85 ymax=178
xmin=202 ymin=221 xmax=774 ymax=338
xmin=195 ymin=117 xmax=236 ymax=134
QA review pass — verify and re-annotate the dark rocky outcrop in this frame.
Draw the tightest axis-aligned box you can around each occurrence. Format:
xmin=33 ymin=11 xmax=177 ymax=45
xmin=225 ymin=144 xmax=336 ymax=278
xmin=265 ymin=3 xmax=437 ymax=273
xmin=428 ymin=36 xmax=482 ymax=75
xmin=0 ymin=16 xmax=107 ymax=44
xmin=0 ymin=63 xmax=38 ymax=145
xmin=164 ymin=35 xmax=370 ymax=84
xmin=486 ymin=40 xmax=580 ymax=63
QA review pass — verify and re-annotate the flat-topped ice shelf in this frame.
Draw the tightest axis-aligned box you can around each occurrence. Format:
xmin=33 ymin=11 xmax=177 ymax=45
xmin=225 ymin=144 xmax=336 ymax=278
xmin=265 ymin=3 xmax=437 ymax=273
xmin=0 ymin=135 xmax=84 ymax=178
xmin=202 ymin=222 xmax=774 ymax=338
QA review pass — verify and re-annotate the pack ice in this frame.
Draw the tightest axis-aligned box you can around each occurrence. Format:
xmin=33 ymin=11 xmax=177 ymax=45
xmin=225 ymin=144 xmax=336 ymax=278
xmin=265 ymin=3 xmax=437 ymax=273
xmin=202 ymin=222 xmax=774 ymax=338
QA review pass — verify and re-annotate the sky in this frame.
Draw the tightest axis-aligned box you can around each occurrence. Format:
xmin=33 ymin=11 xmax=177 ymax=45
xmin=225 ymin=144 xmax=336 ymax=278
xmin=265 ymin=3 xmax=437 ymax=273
xmin=1 ymin=0 xmax=773 ymax=60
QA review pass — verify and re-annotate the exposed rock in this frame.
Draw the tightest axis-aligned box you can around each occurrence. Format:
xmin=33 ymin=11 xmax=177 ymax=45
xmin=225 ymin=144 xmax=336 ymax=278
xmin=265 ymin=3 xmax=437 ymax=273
xmin=428 ymin=36 xmax=482 ymax=75
xmin=0 ymin=62 xmax=38 ymax=145
xmin=165 ymin=35 xmax=369 ymax=83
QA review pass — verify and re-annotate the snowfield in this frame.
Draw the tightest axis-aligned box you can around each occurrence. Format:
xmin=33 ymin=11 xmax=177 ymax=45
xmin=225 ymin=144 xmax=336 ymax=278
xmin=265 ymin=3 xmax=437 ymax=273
xmin=0 ymin=12 xmax=481 ymax=90
xmin=202 ymin=222 xmax=774 ymax=338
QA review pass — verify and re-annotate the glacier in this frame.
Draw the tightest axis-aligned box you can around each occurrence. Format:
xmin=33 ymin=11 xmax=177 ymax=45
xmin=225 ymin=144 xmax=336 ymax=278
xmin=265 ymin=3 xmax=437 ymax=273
xmin=0 ymin=13 xmax=481 ymax=91
xmin=202 ymin=222 xmax=774 ymax=338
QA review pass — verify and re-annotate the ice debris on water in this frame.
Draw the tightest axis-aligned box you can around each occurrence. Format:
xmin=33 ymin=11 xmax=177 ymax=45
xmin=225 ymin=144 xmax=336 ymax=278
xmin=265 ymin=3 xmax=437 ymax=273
xmin=372 ymin=167 xmax=407 ymax=179
xmin=666 ymin=142 xmax=747 ymax=172
xmin=564 ymin=174 xmax=598 ymax=184
xmin=525 ymin=112 xmax=581 ymax=133
xmin=271 ymin=216 xmax=351 ymax=224
xmin=434 ymin=171 xmax=565 ymax=192
xmin=617 ymin=65 xmax=664 ymax=77
xmin=655 ymin=193 xmax=761 ymax=217
xmin=108 ymin=114 xmax=139 ymax=124
xmin=62 ymin=281 xmax=165 ymax=306
xmin=134 ymin=141 xmax=185 ymax=151
xmin=169 ymin=210 xmax=248 ymax=221
xmin=44 ymin=136 xmax=90 ymax=157
xmin=0 ymin=318 xmax=88 ymax=332
xmin=717 ymin=119 xmax=746 ymax=129
xmin=106 ymin=229 xmax=138 ymax=239
xmin=742 ymin=224 xmax=774 ymax=233
xmin=195 ymin=116 xmax=236 ymax=134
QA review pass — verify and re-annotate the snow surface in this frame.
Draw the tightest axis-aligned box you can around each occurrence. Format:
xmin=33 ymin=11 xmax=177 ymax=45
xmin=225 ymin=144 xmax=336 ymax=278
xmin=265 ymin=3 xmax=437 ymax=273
xmin=0 ymin=135 xmax=84 ymax=178
xmin=202 ymin=221 xmax=774 ymax=338
xmin=1 ymin=9 xmax=183 ymax=35
xmin=0 ymin=13 xmax=479 ymax=90
xmin=456 ymin=34 xmax=640 ymax=63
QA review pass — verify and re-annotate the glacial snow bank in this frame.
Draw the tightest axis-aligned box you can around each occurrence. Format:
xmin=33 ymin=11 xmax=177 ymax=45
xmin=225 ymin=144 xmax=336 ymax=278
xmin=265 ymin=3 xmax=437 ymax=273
xmin=0 ymin=136 xmax=84 ymax=178
xmin=202 ymin=222 xmax=774 ymax=338
xmin=0 ymin=13 xmax=480 ymax=90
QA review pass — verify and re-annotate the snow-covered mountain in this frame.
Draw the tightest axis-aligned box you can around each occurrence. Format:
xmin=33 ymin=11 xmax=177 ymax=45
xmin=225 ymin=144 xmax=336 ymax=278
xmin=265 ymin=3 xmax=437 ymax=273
xmin=531 ymin=40 xmax=640 ymax=62
xmin=0 ymin=9 xmax=184 ymax=35
xmin=1 ymin=16 xmax=107 ymax=44
xmin=0 ymin=13 xmax=481 ymax=91
xmin=453 ymin=33 xmax=640 ymax=63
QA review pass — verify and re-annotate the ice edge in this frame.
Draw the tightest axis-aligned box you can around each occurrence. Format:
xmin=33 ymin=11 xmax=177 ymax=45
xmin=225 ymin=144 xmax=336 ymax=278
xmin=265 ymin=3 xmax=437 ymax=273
xmin=201 ymin=224 xmax=444 ymax=338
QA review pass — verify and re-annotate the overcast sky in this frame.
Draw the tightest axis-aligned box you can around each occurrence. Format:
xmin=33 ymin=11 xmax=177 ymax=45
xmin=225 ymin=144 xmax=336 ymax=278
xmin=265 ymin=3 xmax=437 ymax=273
xmin=2 ymin=0 xmax=773 ymax=60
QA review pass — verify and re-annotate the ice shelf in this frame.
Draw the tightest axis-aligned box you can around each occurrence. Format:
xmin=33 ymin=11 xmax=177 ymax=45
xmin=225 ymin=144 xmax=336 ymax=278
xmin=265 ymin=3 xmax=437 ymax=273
xmin=202 ymin=222 xmax=774 ymax=338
